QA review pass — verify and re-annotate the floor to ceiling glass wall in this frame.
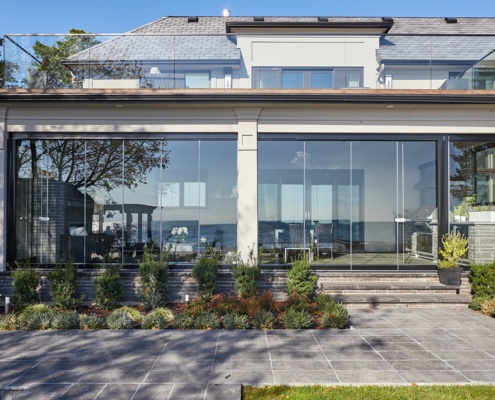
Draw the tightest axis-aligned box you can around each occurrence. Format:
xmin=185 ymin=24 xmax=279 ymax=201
xmin=449 ymin=140 xmax=495 ymax=265
xmin=258 ymin=138 xmax=438 ymax=269
xmin=13 ymin=137 xmax=237 ymax=266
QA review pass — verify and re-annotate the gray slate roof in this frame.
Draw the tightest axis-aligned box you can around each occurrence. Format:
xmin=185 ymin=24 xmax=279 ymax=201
xmin=67 ymin=35 xmax=240 ymax=64
xmin=378 ymin=36 xmax=495 ymax=64
xmin=67 ymin=16 xmax=495 ymax=64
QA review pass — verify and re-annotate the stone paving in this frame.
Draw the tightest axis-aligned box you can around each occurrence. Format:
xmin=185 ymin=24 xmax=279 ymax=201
xmin=0 ymin=308 xmax=495 ymax=399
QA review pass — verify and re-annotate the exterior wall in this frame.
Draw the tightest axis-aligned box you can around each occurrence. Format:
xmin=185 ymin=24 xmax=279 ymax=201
xmin=235 ymin=35 xmax=381 ymax=88
xmin=3 ymin=102 xmax=495 ymax=266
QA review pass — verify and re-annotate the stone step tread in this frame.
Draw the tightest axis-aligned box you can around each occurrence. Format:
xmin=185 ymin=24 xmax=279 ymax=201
xmin=332 ymin=293 xmax=472 ymax=305
xmin=321 ymin=282 xmax=460 ymax=290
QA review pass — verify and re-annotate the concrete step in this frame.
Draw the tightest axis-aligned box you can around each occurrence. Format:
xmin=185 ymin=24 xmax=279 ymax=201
xmin=334 ymin=293 xmax=472 ymax=308
xmin=322 ymin=281 xmax=461 ymax=294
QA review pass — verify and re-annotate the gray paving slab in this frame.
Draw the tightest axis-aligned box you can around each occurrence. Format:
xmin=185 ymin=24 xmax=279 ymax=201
xmin=2 ymin=307 xmax=495 ymax=399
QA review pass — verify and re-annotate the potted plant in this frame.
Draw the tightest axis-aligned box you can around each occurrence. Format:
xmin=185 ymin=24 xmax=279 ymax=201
xmin=437 ymin=231 xmax=468 ymax=285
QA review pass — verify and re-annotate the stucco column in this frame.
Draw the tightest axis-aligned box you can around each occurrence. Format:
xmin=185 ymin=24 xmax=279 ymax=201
xmin=234 ymin=108 xmax=261 ymax=262
xmin=0 ymin=107 xmax=6 ymax=271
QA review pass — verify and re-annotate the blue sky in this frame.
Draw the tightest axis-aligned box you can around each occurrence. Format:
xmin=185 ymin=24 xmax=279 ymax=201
xmin=2 ymin=0 xmax=495 ymax=34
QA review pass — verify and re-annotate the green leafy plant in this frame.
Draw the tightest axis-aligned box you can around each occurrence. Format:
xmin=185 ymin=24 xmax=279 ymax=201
xmin=286 ymin=255 xmax=318 ymax=298
xmin=93 ymin=263 xmax=123 ymax=310
xmin=193 ymin=310 xmax=220 ymax=329
xmin=52 ymin=311 xmax=81 ymax=330
xmin=223 ymin=312 xmax=249 ymax=329
xmin=79 ymin=314 xmax=105 ymax=330
xmin=253 ymin=309 xmax=276 ymax=330
xmin=231 ymin=248 xmax=260 ymax=298
xmin=138 ymin=247 xmax=168 ymax=310
xmin=438 ymin=231 xmax=468 ymax=268
xmin=0 ymin=314 xmax=22 ymax=331
xmin=469 ymin=262 xmax=495 ymax=298
xmin=48 ymin=261 xmax=83 ymax=310
xmin=320 ymin=303 xmax=349 ymax=329
xmin=12 ymin=262 xmax=39 ymax=310
xmin=142 ymin=307 xmax=174 ymax=329
xmin=110 ymin=306 xmax=143 ymax=324
xmin=283 ymin=306 xmax=313 ymax=329
xmin=173 ymin=312 xmax=193 ymax=329
xmin=19 ymin=304 xmax=54 ymax=330
xmin=107 ymin=313 xmax=134 ymax=330
xmin=192 ymin=253 xmax=219 ymax=300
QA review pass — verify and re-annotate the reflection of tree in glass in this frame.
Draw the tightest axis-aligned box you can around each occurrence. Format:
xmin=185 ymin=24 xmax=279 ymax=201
xmin=31 ymin=29 xmax=144 ymax=89
xmin=450 ymin=142 xmax=478 ymax=203
xmin=0 ymin=38 xmax=19 ymax=88
xmin=16 ymin=140 xmax=169 ymax=198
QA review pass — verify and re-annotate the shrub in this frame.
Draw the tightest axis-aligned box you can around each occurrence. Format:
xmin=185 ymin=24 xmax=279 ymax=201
xmin=283 ymin=306 xmax=313 ymax=329
xmin=320 ymin=303 xmax=349 ymax=329
xmin=52 ymin=311 xmax=81 ymax=330
xmin=93 ymin=263 xmax=123 ymax=310
xmin=186 ymin=297 xmax=210 ymax=318
xmin=315 ymin=293 xmax=337 ymax=309
xmin=283 ymin=293 xmax=313 ymax=313
xmin=173 ymin=312 xmax=193 ymax=329
xmin=142 ymin=307 xmax=174 ymax=329
xmin=19 ymin=304 xmax=54 ymax=330
xmin=79 ymin=314 xmax=105 ymax=330
xmin=232 ymin=248 xmax=260 ymax=298
xmin=107 ymin=313 xmax=134 ymax=330
xmin=438 ymin=231 xmax=468 ymax=268
xmin=253 ymin=309 xmax=276 ymax=330
xmin=0 ymin=314 xmax=22 ymax=331
xmin=286 ymin=256 xmax=318 ymax=298
xmin=193 ymin=310 xmax=220 ymax=329
xmin=257 ymin=290 xmax=277 ymax=312
xmin=12 ymin=262 xmax=39 ymax=310
xmin=48 ymin=261 xmax=83 ymax=310
xmin=110 ymin=306 xmax=143 ymax=324
xmin=223 ymin=312 xmax=249 ymax=329
xmin=192 ymin=253 xmax=219 ymax=300
xmin=469 ymin=262 xmax=495 ymax=298
xmin=138 ymin=247 xmax=168 ymax=310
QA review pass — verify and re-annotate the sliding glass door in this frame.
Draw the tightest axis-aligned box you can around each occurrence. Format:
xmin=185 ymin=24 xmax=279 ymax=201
xmin=258 ymin=139 xmax=438 ymax=269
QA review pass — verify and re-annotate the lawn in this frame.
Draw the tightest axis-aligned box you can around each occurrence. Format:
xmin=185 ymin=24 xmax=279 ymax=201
xmin=242 ymin=385 xmax=495 ymax=400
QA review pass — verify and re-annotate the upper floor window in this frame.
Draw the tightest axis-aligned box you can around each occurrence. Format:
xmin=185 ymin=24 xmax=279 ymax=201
xmin=253 ymin=67 xmax=363 ymax=89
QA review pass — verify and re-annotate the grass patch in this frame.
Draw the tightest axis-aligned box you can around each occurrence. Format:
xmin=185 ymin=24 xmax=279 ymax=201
xmin=242 ymin=385 xmax=495 ymax=400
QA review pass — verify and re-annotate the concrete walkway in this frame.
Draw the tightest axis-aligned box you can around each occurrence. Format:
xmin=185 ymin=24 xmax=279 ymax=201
xmin=1 ymin=308 xmax=495 ymax=399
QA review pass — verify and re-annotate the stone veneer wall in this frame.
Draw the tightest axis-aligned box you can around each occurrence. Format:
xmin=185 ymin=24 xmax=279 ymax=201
xmin=468 ymin=223 xmax=495 ymax=264
xmin=0 ymin=268 xmax=290 ymax=306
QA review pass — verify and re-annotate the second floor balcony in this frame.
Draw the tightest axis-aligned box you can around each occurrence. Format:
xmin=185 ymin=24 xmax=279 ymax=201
xmin=2 ymin=33 xmax=495 ymax=91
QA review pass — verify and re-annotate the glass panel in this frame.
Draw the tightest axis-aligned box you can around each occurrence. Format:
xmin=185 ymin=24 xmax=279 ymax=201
xmin=311 ymin=72 xmax=333 ymax=88
xmin=352 ymin=142 xmax=397 ymax=266
xmin=306 ymin=142 xmax=351 ymax=266
xmin=450 ymin=141 xmax=495 ymax=266
xmin=400 ymin=142 xmax=438 ymax=266
xmin=254 ymin=68 xmax=280 ymax=89
xmin=282 ymin=71 xmax=304 ymax=88
xmin=160 ymin=141 xmax=199 ymax=262
xmin=87 ymin=140 xmax=124 ymax=264
xmin=199 ymin=141 xmax=237 ymax=262
xmin=185 ymin=73 xmax=210 ymax=88
xmin=258 ymin=141 xmax=305 ymax=264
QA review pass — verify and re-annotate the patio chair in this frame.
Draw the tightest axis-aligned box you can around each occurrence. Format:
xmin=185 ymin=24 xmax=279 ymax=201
xmin=315 ymin=222 xmax=334 ymax=259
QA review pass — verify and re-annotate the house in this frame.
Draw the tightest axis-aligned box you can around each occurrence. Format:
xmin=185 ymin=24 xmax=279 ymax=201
xmin=2 ymin=16 xmax=495 ymax=273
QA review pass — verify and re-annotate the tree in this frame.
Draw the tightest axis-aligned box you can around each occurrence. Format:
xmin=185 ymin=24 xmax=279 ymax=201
xmin=16 ymin=139 xmax=169 ymax=195
xmin=31 ymin=29 xmax=100 ymax=88
xmin=0 ymin=37 xmax=19 ymax=88
xmin=31 ymin=29 xmax=144 ymax=89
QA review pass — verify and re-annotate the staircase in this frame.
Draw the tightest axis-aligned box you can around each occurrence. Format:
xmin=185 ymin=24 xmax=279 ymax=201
xmin=317 ymin=271 xmax=472 ymax=308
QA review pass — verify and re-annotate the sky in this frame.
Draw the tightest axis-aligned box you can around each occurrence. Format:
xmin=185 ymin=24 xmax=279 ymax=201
xmin=1 ymin=0 xmax=495 ymax=35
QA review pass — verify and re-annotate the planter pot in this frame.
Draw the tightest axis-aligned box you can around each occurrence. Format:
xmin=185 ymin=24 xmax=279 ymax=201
xmin=438 ymin=267 xmax=463 ymax=286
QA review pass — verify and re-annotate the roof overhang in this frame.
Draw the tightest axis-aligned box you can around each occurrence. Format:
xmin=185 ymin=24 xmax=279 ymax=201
xmin=2 ymin=89 xmax=495 ymax=105
xmin=225 ymin=21 xmax=394 ymax=34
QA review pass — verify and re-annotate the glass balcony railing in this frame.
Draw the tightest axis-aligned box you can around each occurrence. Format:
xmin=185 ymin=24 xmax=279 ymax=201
xmin=2 ymin=33 xmax=495 ymax=91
